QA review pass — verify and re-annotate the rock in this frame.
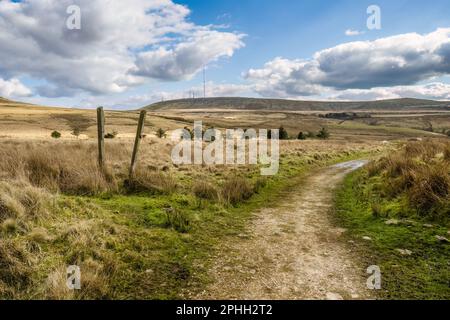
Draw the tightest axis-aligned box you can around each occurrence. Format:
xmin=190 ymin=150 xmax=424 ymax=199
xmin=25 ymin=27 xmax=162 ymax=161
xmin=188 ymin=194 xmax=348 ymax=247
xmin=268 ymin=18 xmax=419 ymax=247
xmin=326 ymin=292 xmax=343 ymax=300
xmin=385 ymin=219 xmax=399 ymax=225
xmin=362 ymin=236 xmax=372 ymax=241
xmin=436 ymin=236 xmax=449 ymax=243
xmin=423 ymin=224 xmax=434 ymax=228
xmin=395 ymin=249 xmax=413 ymax=256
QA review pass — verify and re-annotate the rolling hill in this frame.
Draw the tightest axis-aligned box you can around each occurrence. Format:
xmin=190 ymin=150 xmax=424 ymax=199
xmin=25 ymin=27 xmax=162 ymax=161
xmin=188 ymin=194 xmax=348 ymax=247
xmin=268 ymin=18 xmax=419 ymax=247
xmin=144 ymin=97 xmax=450 ymax=112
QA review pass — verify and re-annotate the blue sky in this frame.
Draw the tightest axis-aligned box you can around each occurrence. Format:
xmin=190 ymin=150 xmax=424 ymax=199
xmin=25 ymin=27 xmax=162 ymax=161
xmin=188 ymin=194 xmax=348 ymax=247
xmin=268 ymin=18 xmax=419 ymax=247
xmin=0 ymin=0 xmax=450 ymax=108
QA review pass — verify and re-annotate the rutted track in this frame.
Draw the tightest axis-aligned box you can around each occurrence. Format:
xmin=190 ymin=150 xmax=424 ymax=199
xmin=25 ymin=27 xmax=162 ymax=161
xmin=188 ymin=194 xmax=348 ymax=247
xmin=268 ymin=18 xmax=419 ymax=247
xmin=192 ymin=160 xmax=372 ymax=300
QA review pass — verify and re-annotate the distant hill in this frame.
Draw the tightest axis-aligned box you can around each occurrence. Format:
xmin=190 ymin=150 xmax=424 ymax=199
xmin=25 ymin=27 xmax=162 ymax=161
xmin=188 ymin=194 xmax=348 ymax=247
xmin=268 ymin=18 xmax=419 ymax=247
xmin=144 ymin=97 xmax=450 ymax=112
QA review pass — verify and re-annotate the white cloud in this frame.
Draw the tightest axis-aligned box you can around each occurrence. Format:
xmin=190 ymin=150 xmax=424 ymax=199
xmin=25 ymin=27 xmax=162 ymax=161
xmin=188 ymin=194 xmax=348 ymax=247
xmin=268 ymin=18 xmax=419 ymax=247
xmin=332 ymin=82 xmax=450 ymax=101
xmin=134 ymin=30 xmax=244 ymax=81
xmin=76 ymin=82 xmax=252 ymax=110
xmin=0 ymin=0 xmax=244 ymax=97
xmin=345 ymin=29 xmax=364 ymax=36
xmin=244 ymin=28 xmax=450 ymax=97
xmin=0 ymin=78 xmax=32 ymax=98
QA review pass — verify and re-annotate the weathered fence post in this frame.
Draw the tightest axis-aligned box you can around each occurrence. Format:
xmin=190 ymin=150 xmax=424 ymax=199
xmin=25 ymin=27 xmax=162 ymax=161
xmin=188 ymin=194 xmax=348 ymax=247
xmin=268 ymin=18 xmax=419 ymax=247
xmin=97 ymin=107 xmax=105 ymax=169
xmin=129 ymin=110 xmax=147 ymax=179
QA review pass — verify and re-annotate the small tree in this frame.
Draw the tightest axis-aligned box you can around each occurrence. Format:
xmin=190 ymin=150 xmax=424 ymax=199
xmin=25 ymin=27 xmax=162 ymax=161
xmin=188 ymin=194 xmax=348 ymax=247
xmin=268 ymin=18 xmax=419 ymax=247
xmin=297 ymin=131 xmax=307 ymax=140
xmin=156 ymin=128 xmax=167 ymax=138
xmin=279 ymin=126 xmax=289 ymax=140
xmin=72 ymin=127 xmax=81 ymax=139
xmin=317 ymin=127 xmax=330 ymax=140
xmin=51 ymin=131 xmax=61 ymax=139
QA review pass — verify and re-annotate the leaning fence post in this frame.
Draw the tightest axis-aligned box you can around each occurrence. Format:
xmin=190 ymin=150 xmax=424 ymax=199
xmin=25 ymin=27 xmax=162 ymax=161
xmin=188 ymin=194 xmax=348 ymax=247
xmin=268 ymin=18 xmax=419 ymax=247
xmin=129 ymin=110 xmax=147 ymax=179
xmin=97 ymin=107 xmax=105 ymax=169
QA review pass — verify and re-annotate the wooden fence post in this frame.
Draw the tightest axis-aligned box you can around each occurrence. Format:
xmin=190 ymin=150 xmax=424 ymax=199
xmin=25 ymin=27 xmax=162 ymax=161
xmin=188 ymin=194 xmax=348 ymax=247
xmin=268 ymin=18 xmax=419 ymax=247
xmin=97 ymin=107 xmax=105 ymax=169
xmin=129 ymin=110 xmax=147 ymax=178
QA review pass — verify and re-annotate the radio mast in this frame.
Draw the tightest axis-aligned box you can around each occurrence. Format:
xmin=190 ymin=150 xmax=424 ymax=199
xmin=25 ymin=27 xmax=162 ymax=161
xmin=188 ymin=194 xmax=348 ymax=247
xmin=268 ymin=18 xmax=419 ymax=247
xmin=203 ymin=66 xmax=206 ymax=98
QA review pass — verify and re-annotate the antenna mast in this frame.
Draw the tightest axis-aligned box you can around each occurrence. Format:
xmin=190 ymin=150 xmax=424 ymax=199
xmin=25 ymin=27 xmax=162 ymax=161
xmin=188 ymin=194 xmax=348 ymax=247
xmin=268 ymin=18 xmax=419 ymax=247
xmin=203 ymin=66 xmax=206 ymax=98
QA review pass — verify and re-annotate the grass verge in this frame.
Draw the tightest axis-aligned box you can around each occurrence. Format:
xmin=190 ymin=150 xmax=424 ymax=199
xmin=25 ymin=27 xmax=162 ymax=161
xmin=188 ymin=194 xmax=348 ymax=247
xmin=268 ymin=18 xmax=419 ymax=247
xmin=334 ymin=169 xmax=450 ymax=299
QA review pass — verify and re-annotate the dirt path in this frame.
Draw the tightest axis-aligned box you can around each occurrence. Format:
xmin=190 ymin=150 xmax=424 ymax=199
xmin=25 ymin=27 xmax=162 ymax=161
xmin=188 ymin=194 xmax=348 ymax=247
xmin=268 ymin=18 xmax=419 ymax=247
xmin=193 ymin=160 xmax=372 ymax=300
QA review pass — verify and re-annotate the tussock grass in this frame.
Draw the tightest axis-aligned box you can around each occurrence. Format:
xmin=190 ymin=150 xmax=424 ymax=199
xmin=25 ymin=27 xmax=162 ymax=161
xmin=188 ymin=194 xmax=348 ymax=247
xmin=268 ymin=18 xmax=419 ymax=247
xmin=366 ymin=139 xmax=450 ymax=219
xmin=0 ymin=142 xmax=117 ymax=195
xmin=221 ymin=176 xmax=254 ymax=206
xmin=192 ymin=180 xmax=219 ymax=201
xmin=126 ymin=168 xmax=177 ymax=195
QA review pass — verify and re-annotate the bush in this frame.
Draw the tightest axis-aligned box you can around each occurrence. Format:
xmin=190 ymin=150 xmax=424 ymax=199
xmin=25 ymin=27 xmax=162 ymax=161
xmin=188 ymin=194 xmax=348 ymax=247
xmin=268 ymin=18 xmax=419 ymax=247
xmin=297 ymin=132 xmax=307 ymax=140
xmin=156 ymin=128 xmax=167 ymax=139
xmin=279 ymin=126 xmax=289 ymax=140
xmin=317 ymin=127 xmax=330 ymax=139
xmin=72 ymin=128 xmax=81 ymax=138
xmin=51 ymin=131 xmax=61 ymax=139
xmin=221 ymin=176 xmax=254 ymax=206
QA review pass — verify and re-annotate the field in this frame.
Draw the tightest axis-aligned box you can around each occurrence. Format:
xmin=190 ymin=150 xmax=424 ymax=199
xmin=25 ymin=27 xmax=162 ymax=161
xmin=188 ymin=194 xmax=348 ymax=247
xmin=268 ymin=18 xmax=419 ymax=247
xmin=0 ymin=97 xmax=449 ymax=299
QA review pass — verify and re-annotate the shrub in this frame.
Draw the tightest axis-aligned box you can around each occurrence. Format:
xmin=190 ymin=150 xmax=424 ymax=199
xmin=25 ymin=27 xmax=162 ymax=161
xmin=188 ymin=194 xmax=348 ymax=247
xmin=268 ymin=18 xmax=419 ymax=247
xmin=156 ymin=128 xmax=167 ymax=138
xmin=51 ymin=131 xmax=61 ymax=139
xmin=221 ymin=176 xmax=254 ymax=206
xmin=279 ymin=126 xmax=289 ymax=140
xmin=72 ymin=128 xmax=81 ymax=138
xmin=317 ymin=127 xmax=330 ymax=139
xmin=297 ymin=132 xmax=307 ymax=140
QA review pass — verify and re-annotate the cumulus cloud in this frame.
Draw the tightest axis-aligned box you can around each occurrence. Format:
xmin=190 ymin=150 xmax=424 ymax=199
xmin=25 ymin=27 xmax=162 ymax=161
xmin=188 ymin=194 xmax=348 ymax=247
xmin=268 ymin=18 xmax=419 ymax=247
xmin=244 ymin=28 xmax=450 ymax=98
xmin=345 ymin=29 xmax=364 ymax=36
xmin=0 ymin=78 xmax=32 ymax=98
xmin=332 ymin=82 xmax=450 ymax=101
xmin=0 ymin=0 xmax=244 ymax=97
xmin=135 ymin=30 xmax=244 ymax=81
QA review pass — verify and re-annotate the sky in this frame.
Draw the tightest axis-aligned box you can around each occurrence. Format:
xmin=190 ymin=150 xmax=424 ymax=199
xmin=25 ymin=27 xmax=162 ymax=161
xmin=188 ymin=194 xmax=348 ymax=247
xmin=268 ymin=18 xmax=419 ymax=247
xmin=0 ymin=0 xmax=450 ymax=109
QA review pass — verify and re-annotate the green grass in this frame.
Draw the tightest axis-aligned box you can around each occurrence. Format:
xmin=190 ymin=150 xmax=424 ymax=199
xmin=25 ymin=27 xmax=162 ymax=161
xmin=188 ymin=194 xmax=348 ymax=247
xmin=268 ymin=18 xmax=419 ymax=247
xmin=334 ymin=170 xmax=450 ymax=300
xmin=82 ymin=150 xmax=374 ymax=299
xmin=1 ymin=147 xmax=375 ymax=300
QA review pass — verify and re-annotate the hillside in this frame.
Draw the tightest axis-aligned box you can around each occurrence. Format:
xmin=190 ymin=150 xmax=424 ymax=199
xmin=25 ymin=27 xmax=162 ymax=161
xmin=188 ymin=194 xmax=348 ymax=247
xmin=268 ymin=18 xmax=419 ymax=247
xmin=144 ymin=97 xmax=450 ymax=112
